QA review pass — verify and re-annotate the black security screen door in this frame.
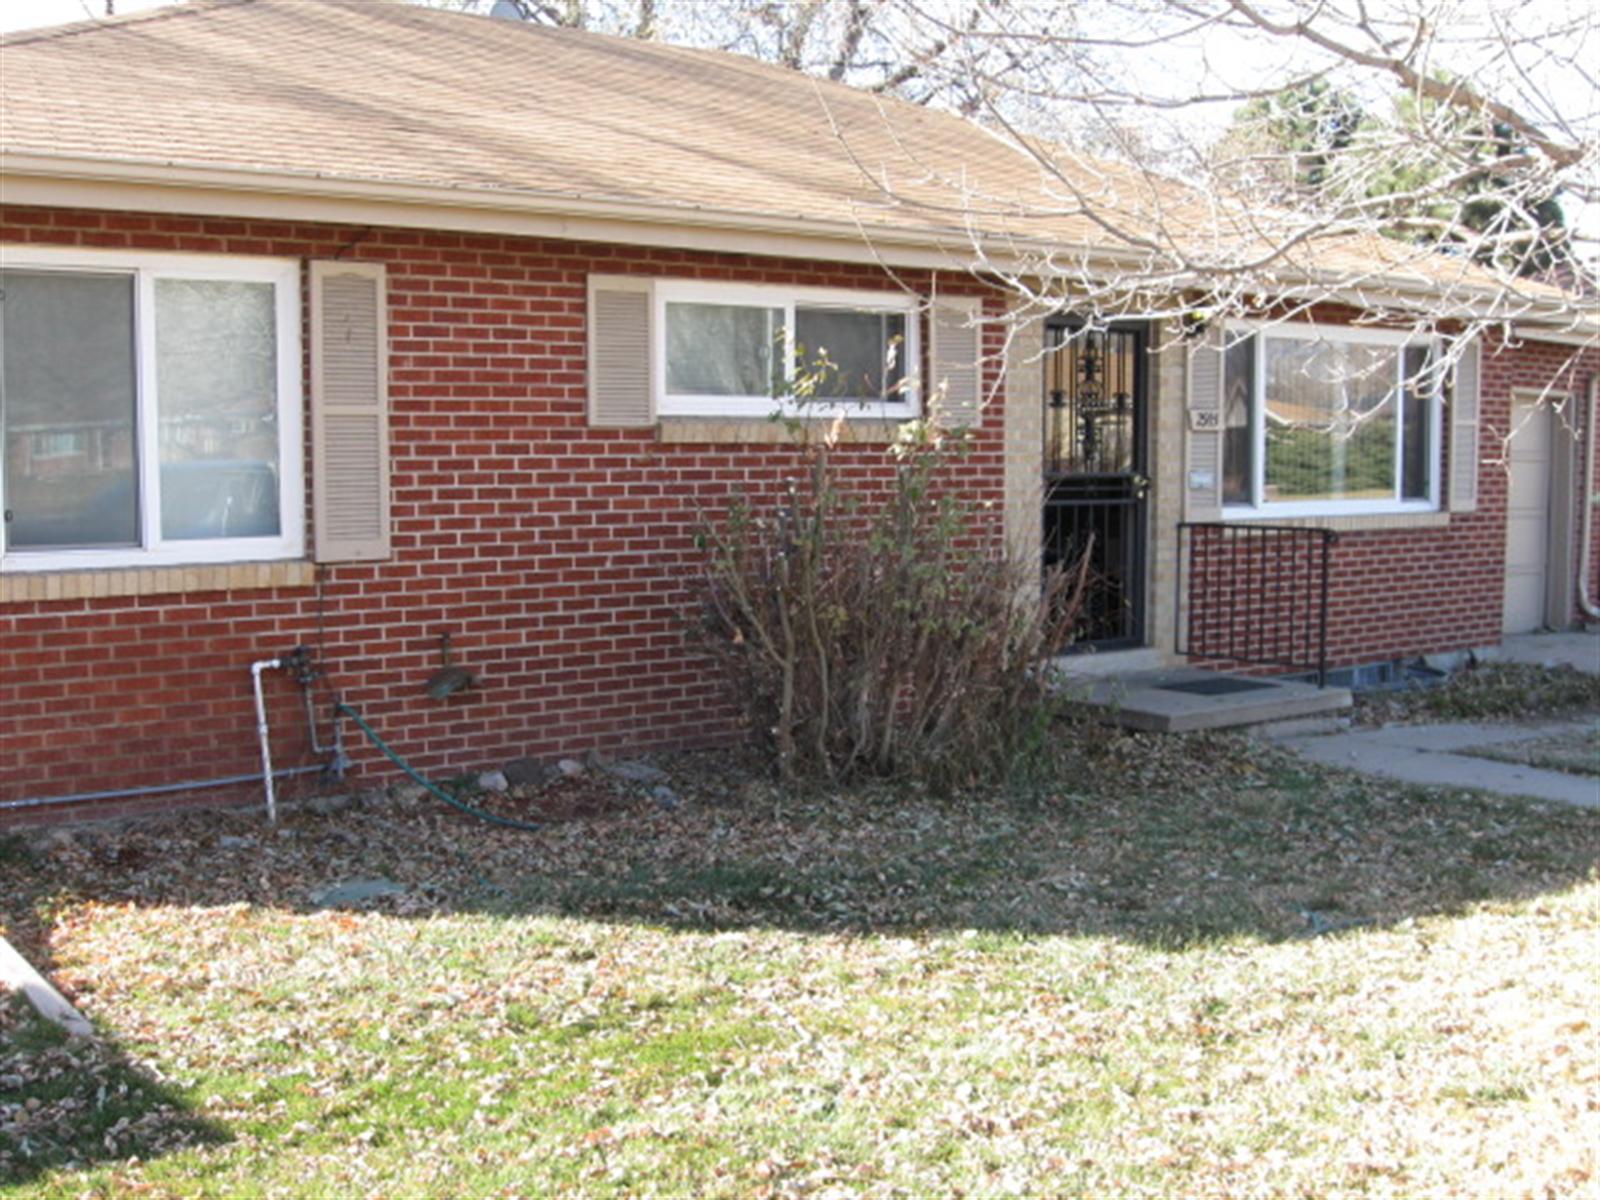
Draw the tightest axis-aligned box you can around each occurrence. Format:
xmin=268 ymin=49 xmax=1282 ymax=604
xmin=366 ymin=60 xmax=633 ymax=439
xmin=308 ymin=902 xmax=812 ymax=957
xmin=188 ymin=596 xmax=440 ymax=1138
xmin=1043 ymin=323 xmax=1148 ymax=650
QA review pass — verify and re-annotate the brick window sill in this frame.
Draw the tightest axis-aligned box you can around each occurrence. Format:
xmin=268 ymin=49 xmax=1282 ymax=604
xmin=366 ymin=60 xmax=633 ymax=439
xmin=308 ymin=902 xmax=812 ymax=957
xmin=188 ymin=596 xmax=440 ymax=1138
xmin=0 ymin=560 xmax=316 ymax=603
xmin=656 ymin=417 xmax=903 ymax=445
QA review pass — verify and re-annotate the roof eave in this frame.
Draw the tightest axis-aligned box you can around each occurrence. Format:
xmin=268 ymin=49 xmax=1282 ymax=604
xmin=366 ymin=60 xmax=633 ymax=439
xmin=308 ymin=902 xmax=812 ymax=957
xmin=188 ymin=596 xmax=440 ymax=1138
xmin=0 ymin=149 xmax=1035 ymax=270
xmin=2 ymin=150 xmax=1592 ymax=336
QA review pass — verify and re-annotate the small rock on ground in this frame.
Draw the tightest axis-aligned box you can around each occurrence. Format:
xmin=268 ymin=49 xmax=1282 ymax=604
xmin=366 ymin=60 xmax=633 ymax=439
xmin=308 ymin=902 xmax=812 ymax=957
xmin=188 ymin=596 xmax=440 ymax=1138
xmin=503 ymin=757 xmax=555 ymax=787
xmin=313 ymin=878 xmax=408 ymax=907
xmin=606 ymin=760 xmax=669 ymax=785
xmin=390 ymin=783 xmax=428 ymax=807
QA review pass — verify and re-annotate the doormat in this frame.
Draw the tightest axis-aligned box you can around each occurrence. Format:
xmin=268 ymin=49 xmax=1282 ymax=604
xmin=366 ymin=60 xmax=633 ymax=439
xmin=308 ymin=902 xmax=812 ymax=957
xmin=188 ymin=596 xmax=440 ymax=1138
xmin=1157 ymin=677 xmax=1278 ymax=696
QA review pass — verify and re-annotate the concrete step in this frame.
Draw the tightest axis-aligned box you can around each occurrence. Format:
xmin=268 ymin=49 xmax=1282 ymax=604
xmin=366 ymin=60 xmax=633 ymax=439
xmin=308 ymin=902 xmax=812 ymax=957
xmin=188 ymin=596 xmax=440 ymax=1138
xmin=1068 ymin=667 xmax=1353 ymax=734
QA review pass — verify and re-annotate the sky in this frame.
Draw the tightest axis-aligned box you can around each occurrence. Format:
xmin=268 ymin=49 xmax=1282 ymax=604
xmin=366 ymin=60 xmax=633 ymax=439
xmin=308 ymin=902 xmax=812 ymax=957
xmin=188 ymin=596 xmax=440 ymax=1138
xmin=3 ymin=0 xmax=1594 ymax=260
xmin=2 ymin=0 xmax=171 ymax=29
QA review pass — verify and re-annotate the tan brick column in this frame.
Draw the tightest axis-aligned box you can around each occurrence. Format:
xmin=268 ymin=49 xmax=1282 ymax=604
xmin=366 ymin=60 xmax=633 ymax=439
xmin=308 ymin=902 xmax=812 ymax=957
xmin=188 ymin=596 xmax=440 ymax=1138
xmin=1147 ymin=320 xmax=1187 ymax=660
xmin=1003 ymin=319 xmax=1044 ymax=569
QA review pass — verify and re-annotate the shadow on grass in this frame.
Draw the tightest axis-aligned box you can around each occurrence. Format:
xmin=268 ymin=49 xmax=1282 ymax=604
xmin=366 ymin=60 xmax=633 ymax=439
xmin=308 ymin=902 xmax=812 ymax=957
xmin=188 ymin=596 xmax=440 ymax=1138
xmin=0 ymin=990 xmax=225 ymax=1188
xmin=6 ymin=732 xmax=1599 ymax=957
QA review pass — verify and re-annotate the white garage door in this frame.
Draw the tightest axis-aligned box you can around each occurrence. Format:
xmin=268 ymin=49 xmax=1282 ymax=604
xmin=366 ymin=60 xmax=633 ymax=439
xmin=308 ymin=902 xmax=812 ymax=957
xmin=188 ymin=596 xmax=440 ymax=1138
xmin=1502 ymin=400 xmax=1552 ymax=634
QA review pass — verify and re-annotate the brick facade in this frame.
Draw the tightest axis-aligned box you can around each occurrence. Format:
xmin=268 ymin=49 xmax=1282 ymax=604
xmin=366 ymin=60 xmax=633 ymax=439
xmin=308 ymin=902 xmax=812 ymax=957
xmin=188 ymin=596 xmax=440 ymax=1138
xmin=2 ymin=205 xmax=1595 ymax=825
xmin=0 ymin=206 xmax=1003 ymax=824
xmin=1315 ymin=330 xmax=1598 ymax=667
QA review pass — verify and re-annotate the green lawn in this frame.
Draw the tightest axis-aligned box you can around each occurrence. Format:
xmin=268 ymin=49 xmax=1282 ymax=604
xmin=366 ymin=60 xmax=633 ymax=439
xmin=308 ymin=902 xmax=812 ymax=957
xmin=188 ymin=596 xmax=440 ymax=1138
xmin=3 ymin=731 xmax=1598 ymax=1196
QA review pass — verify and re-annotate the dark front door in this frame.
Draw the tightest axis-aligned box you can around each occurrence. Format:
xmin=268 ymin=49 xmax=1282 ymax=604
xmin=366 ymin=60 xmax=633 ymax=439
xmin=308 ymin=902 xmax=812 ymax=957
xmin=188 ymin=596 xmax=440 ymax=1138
xmin=1043 ymin=323 xmax=1148 ymax=650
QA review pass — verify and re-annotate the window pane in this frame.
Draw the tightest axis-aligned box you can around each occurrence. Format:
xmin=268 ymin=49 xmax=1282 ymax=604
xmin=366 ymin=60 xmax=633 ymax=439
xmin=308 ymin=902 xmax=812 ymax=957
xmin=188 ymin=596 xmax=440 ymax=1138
xmin=155 ymin=279 xmax=281 ymax=540
xmin=1222 ymin=334 xmax=1255 ymax=505
xmin=665 ymin=302 xmax=784 ymax=397
xmin=1401 ymin=344 xmax=1433 ymax=501
xmin=1263 ymin=337 xmax=1397 ymax=503
xmin=1 ymin=270 xmax=139 ymax=549
xmin=794 ymin=307 xmax=906 ymax=402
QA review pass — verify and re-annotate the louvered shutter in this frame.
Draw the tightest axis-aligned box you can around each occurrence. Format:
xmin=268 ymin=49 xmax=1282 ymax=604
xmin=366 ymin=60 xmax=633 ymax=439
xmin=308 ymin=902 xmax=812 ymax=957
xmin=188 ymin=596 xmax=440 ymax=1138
xmin=1184 ymin=326 xmax=1225 ymax=521
xmin=311 ymin=261 xmax=391 ymax=563
xmin=929 ymin=296 xmax=981 ymax=428
xmin=1448 ymin=337 xmax=1481 ymax=513
xmin=588 ymin=275 xmax=654 ymax=427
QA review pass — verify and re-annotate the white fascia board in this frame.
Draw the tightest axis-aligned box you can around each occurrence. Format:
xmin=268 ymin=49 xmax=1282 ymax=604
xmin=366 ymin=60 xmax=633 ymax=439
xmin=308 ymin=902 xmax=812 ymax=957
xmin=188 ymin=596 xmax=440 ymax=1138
xmin=1509 ymin=324 xmax=1600 ymax=348
xmin=0 ymin=152 xmax=1010 ymax=272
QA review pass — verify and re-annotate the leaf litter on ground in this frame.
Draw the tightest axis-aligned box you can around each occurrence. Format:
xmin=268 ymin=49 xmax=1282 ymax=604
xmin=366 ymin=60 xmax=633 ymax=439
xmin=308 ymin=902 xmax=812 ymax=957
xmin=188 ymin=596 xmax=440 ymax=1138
xmin=2 ymin=722 xmax=1597 ymax=1196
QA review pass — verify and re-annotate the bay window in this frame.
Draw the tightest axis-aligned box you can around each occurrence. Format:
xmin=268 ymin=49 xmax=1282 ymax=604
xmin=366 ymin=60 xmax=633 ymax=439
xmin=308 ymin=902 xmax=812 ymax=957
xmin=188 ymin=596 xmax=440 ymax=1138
xmin=0 ymin=248 xmax=303 ymax=570
xmin=1222 ymin=322 xmax=1441 ymax=516
xmin=655 ymin=280 xmax=916 ymax=418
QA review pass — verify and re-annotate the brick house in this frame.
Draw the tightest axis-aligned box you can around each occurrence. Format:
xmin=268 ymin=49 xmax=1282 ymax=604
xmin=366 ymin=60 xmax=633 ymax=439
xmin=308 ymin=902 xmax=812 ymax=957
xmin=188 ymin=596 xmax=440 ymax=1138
xmin=2 ymin=0 xmax=1596 ymax=824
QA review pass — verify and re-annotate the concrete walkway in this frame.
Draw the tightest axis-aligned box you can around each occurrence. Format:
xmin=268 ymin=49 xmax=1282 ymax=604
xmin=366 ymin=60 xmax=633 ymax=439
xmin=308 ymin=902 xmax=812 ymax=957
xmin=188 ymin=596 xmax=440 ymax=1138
xmin=1283 ymin=718 xmax=1600 ymax=808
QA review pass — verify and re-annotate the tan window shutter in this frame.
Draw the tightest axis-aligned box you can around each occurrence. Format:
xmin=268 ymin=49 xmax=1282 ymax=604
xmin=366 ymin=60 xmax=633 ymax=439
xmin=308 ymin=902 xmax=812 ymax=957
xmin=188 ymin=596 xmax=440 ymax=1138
xmin=929 ymin=296 xmax=981 ymax=428
xmin=311 ymin=261 xmax=391 ymax=563
xmin=1448 ymin=337 xmax=1481 ymax=513
xmin=1184 ymin=325 xmax=1225 ymax=521
xmin=588 ymin=275 xmax=654 ymax=428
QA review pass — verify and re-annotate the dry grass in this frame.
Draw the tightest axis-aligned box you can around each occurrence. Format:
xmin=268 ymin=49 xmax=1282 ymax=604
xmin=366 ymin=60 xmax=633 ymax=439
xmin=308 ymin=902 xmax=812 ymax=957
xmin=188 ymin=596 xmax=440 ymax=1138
xmin=1356 ymin=662 xmax=1600 ymax=726
xmin=1463 ymin=726 xmax=1600 ymax=778
xmin=3 ymin=732 xmax=1597 ymax=1196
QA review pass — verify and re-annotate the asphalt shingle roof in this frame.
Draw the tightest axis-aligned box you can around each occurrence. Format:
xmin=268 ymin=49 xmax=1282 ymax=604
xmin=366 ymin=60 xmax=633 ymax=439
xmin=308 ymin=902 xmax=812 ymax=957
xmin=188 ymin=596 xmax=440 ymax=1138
xmin=0 ymin=0 xmax=1583 ymax=315
xmin=1 ymin=0 xmax=1134 ymax=243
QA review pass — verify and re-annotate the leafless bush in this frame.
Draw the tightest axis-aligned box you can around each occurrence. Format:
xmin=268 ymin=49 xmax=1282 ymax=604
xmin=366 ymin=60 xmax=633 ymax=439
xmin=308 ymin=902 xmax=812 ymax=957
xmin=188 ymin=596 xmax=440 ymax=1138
xmin=695 ymin=423 xmax=1089 ymax=791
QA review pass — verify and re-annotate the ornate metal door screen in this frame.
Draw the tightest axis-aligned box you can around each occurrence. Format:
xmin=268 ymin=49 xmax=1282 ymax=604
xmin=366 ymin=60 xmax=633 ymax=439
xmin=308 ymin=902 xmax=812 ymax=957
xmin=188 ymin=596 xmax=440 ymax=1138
xmin=1044 ymin=324 xmax=1148 ymax=649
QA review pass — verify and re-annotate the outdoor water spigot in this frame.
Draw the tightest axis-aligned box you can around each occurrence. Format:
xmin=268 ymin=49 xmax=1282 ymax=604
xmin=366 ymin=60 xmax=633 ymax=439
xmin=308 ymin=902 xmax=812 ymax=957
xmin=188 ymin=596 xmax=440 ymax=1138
xmin=281 ymin=645 xmax=317 ymax=685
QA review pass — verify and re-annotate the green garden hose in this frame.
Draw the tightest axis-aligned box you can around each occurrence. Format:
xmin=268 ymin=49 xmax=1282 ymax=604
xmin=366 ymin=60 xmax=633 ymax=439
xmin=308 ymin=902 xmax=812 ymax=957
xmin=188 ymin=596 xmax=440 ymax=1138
xmin=335 ymin=701 xmax=543 ymax=832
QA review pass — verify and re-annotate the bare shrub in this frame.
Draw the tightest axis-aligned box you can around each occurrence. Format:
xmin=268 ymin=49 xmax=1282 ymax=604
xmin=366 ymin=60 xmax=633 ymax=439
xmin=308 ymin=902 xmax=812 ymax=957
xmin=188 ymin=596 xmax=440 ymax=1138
xmin=695 ymin=422 xmax=1089 ymax=791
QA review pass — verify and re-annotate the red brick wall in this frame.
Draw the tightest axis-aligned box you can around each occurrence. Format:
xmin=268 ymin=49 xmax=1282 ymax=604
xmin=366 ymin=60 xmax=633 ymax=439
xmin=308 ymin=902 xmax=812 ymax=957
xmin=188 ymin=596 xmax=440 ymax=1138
xmin=0 ymin=207 xmax=1004 ymax=823
xmin=1318 ymin=332 xmax=1598 ymax=667
xmin=3 ymin=206 xmax=1594 ymax=824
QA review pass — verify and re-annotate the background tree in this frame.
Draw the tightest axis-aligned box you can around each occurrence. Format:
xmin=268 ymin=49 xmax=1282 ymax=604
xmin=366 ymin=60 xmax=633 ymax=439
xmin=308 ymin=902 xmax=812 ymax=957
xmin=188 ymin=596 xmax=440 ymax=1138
xmin=1217 ymin=79 xmax=1371 ymax=201
xmin=1372 ymin=78 xmax=1575 ymax=278
xmin=440 ymin=0 xmax=1101 ymax=120
xmin=427 ymin=0 xmax=1596 ymax=356
xmin=1218 ymin=73 xmax=1577 ymax=279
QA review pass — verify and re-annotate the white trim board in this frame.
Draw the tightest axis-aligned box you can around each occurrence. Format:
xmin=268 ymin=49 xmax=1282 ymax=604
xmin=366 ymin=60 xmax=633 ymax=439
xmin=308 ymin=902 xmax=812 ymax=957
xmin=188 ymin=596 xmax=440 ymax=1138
xmin=0 ymin=935 xmax=95 ymax=1038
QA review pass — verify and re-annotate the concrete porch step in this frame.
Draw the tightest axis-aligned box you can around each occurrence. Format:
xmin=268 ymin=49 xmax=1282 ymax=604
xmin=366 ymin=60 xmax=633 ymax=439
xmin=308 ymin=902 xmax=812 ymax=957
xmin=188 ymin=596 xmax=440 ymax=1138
xmin=1064 ymin=666 xmax=1353 ymax=734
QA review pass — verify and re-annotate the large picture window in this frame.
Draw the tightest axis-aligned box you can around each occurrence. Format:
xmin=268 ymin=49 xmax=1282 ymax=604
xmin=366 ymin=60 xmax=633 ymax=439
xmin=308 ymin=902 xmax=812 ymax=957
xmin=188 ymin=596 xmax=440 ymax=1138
xmin=0 ymin=248 xmax=303 ymax=570
xmin=1222 ymin=323 xmax=1441 ymax=516
xmin=655 ymin=280 xmax=916 ymax=418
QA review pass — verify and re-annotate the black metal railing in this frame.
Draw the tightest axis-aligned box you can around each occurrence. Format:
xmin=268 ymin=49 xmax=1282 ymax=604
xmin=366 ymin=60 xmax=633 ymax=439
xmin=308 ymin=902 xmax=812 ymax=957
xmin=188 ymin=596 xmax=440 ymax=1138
xmin=1176 ymin=523 xmax=1337 ymax=686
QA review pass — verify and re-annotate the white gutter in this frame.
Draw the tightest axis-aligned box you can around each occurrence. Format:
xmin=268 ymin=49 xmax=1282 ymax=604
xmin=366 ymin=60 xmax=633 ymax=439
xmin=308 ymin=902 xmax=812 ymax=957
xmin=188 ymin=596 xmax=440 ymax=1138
xmin=0 ymin=149 xmax=1031 ymax=266
xmin=1509 ymin=325 xmax=1600 ymax=348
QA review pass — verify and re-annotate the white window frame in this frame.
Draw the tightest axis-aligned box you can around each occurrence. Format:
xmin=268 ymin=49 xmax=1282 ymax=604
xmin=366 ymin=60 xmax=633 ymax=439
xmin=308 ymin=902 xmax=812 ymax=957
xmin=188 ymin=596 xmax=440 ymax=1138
xmin=0 ymin=245 xmax=304 ymax=572
xmin=653 ymin=279 xmax=920 ymax=419
xmin=1221 ymin=319 xmax=1443 ymax=520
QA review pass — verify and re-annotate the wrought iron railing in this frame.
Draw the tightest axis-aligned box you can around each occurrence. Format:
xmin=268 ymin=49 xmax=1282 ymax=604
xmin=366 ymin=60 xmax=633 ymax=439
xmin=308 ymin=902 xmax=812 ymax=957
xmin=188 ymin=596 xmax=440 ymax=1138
xmin=1176 ymin=523 xmax=1337 ymax=686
